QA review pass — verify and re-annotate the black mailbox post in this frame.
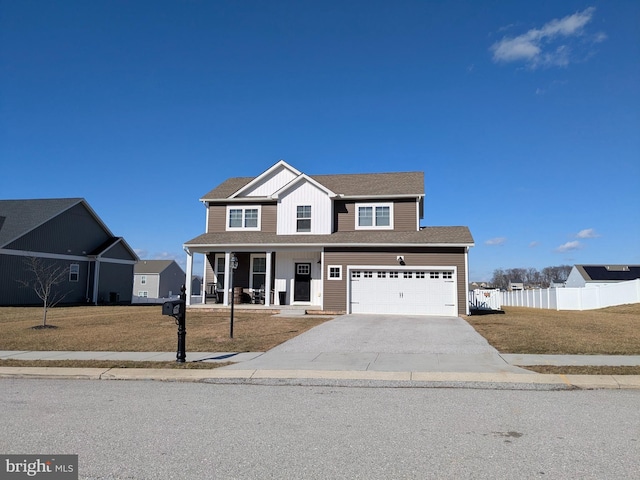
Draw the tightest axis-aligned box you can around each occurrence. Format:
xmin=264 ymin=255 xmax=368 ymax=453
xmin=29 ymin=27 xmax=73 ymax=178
xmin=162 ymin=285 xmax=187 ymax=362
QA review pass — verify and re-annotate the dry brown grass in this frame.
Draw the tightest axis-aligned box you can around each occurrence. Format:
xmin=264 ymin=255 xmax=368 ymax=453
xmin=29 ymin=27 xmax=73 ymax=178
xmin=0 ymin=359 xmax=229 ymax=369
xmin=0 ymin=306 xmax=331 ymax=352
xmin=525 ymin=365 xmax=640 ymax=375
xmin=465 ymin=303 xmax=640 ymax=355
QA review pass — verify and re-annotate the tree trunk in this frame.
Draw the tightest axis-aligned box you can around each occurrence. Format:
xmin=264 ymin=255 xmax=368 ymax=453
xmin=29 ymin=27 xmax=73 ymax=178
xmin=42 ymin=299 xmax=48 ymax=327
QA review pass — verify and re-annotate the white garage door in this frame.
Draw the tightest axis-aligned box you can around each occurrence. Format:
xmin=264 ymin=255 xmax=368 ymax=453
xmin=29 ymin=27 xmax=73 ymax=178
xmin=349 ymin=269 xmax=457 ymax=316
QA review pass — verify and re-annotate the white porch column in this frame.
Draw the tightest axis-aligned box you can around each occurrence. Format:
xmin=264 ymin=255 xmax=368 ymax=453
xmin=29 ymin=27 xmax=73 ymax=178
xmin=265 ymin=251 xmax=273 ymax=306
xmin=223 ymin=251 xmax=231 ymax=306
xmin=201 ymin=254 xmax=207 ymax=304
xmin=185 ymin=249 xmax=193 ymax=306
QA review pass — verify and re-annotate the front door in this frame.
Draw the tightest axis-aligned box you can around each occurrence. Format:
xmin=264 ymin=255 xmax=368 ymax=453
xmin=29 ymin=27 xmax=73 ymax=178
xmin=294 ymin=263 xmax=311 ymax=302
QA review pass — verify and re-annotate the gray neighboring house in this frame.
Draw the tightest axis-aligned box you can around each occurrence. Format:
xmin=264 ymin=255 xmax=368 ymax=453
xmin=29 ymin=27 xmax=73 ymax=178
xmin=0 ymin=198 xmax=138 ymax=306
xmin=184 ymin=160 xmax=475 ymax=316
xmin=133 ymin=260 xmax=185 ymax=300
xmin=565 ymin=265 xmax=640 ymax=288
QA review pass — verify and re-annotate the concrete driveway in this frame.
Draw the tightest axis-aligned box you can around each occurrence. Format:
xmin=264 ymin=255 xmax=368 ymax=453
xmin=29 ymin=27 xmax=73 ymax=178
xmin=223 ymin=314 xmax=532 ymax=374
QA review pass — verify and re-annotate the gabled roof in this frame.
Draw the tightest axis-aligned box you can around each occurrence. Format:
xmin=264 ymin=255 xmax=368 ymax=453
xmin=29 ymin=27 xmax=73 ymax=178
xmin=200 ymin=161 xmax=424 ymax=201
xmin=0 ymin=198 xmax=95 ymax=248
xmin=574 ymin=265 xmax=640 ymax=282
xmin=134 ymin=260 xmax=181 ymax=275
xmin=0 ymin=198 xmax=138 ymax=261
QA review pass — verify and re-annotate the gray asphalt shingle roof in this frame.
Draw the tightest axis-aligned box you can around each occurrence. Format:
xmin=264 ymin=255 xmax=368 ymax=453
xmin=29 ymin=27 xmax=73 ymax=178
xmin=200 ymin=171 xmax=425 ymax=200
xmin=134 ymin=260 xmax=177 ymax=274
xmin=0 ymin=198 xmax=84 ymax=248
xmin=185 ymin=226 xmax=473 ymax=248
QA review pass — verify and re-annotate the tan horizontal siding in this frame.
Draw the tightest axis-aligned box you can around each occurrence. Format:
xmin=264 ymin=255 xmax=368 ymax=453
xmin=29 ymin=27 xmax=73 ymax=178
xmin=207 ymin=205 xmax=226 ymax=233
xmin=324 ymin=247 xmax=467 ymax=315
xmin=334 ymin=199 xmax=417 ymax=233
xmin=207 ymin=203 xmax=277 ymax=233
xmin=262 ymin=204 xmax=277 ymax=233
xmin=393 ymin=199 xmax=417 ymax=231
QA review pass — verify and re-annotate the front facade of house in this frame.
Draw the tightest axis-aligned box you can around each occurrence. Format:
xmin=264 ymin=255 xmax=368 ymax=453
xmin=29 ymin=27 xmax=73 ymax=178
xmin=184 ymin=161 xmax=474 ymax=316
xmin=133 ymin=260 xmax=185 ymax=300
xmin=0 ymin=198 xmax=138 ymax=306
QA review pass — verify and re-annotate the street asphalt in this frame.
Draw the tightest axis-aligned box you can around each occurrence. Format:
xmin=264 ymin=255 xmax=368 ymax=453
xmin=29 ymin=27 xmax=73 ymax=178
xmin=1 ymin=314 xmax=639 ymax=390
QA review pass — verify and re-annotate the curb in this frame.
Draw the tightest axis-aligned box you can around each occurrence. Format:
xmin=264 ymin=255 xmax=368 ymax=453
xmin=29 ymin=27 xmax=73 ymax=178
xmin=1 ymin=367 xmax=639 ymax=390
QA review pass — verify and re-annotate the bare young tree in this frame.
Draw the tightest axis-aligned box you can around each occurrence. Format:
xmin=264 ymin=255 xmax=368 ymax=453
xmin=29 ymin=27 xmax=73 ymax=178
xmin=17 ymin=257 xmax=70 ymax=327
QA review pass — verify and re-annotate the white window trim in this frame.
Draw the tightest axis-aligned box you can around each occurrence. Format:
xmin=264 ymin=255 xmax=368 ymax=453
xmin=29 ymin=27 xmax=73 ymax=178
xmin=69 ymin=263 xmax=80 ymax=282
xmin=296 ymin=205 xmax=312 ymax=233
xmin=327 ymin=265 xmax=342 ymax=281
xmin=354 ymin=202 xmax=394 ymax=230
xmin=250 ymin=254 xmax=267 ymax=290
xmin=226 ymin=205 xmax=262 ymax=231
xmin=138 ymin=291 xmax=148 ymax=297
xmin=214 ymin=254 xmax=226 ymax=289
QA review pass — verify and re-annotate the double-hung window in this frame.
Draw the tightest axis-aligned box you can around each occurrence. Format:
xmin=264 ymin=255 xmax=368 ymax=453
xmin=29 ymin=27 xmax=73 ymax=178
xmin=296 ymin=205 xmax=311 ymax=232
xmin=227 ymin=206 xmax=261 ymax=231
xmin=355 ymin=203 xmax=393 ymax=229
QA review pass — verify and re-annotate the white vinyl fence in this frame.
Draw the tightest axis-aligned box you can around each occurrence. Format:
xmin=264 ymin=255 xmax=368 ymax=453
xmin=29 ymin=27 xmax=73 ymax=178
xmin=132 ymin=295 xmax=181 ymax=305
xmin=500 ymin=279 xmax=640 ymax=311
xmin=468 ymin=289 xmax=502 ymax=310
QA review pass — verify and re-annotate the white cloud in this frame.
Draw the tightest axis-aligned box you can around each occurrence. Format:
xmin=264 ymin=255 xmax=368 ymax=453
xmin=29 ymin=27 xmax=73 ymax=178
xmin=485 ymin=237 xmax=507 ymax=246
xmin=529 ymin=241 xmax=540 ymax=248
xmin=134 ymin=248 xmax=148 ymax=258
xmin=576 ymin=228 xmax=600 ymax=239
xmin=555 ymin=240 xmax=582 ymax=253
xmin=490 ymin=7 xmax=603 ymax=69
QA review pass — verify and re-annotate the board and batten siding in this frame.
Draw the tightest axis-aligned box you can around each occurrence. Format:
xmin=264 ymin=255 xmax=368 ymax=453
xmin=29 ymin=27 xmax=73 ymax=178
xmin=277 ymin=182 xmax=332 ymax=234
xmin=207 ymin=203 xmax=276 ymax=233
xmin=333 ymin=199 xmax=418 ymax=233
xmin=323 ymin=247 xmax=467 ymax=315
xmin=240 ymin=166 xmax=298 ymax=197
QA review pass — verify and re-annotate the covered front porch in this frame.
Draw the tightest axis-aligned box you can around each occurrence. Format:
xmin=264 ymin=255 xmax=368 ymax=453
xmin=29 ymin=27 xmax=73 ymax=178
xmin=184 ymin=247 xmax=324 ymax=308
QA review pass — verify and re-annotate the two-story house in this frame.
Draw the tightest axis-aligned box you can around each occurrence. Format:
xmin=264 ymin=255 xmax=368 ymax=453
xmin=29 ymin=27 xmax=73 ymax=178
xmin=184 ymin=161 xmax=474 ymax=316
xmin=132 ymin=260 xmax=185 ymax=302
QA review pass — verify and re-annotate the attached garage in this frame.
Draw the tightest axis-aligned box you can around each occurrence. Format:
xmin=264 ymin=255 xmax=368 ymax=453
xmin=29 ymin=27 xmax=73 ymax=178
xmin=349 ymin=267 xmax=458 ymax=316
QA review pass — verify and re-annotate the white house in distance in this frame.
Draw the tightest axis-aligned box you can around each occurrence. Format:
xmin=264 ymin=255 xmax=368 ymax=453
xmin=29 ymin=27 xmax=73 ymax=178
xmin=565 ymin=265 xmax=640 ymax=288
xmin=133 ymin=260 xmax=185 ymax=301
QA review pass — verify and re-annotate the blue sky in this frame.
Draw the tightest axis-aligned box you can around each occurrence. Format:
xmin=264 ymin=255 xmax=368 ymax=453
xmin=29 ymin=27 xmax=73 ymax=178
xmin=1 ymin=1 xmax=638 ymax=281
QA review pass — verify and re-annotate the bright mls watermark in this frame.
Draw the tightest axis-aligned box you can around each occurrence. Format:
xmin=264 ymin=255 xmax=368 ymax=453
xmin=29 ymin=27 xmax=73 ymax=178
xmin=1 ymin=455 xmax=77 ymax=479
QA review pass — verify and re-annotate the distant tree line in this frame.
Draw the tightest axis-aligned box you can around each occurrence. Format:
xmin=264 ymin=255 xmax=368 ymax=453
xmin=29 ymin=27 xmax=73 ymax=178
xmin=490 ymin=265 xmax=572 ymax=290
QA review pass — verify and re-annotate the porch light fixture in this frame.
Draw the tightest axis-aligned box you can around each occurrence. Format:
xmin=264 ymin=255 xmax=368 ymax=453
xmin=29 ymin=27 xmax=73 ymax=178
xmin=397 ymin=256 xmax=406 ymax=266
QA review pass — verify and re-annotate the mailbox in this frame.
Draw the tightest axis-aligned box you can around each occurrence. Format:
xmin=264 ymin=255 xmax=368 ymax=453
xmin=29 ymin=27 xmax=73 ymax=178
xmin=162 ymin=299 xmax=184 ymax=317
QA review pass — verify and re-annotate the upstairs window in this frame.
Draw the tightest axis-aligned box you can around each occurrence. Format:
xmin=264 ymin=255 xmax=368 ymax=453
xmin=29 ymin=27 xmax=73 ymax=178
xmin=355 ymin=203 xmax=393 ymax=229
xmin=227 ymin=206 xmax=261 ymax=231
xmin=140 ymin=275 xmax=146 ymax=285
xmin=296 ymin=205 xmax=311 ymax=232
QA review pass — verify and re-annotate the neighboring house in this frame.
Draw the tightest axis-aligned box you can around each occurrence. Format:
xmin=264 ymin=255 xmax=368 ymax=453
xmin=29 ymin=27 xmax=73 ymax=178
xmin=469 ymin=281 xmax=491 ymax=290
xmin=133 ymin=260 xmax=185 ymax=300
xmin=565 ymin=265 xmax=640 ymax=288
xmin=508 ymin=281 xmax=524 ymax=291
xmin=183 ymin=160 xmax=474 ymax=316
xmin=0 ymin=198 xmax=138 ymax=306
xmin=191 ymin=275 xmax=202 ymax=296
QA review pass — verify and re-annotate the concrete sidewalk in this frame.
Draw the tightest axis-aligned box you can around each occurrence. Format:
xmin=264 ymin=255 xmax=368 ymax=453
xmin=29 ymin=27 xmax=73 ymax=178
xmin=1 ymin=350 xmax=639 ymax=390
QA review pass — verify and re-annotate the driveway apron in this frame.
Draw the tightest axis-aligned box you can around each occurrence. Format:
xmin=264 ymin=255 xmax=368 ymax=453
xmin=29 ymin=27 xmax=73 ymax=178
xmin=223 ymin=314 xmax=532 ymax=374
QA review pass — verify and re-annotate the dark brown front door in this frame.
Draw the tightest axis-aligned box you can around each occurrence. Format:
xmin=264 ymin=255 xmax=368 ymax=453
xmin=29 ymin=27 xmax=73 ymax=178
xmin=294 ymin=263 xmax=311 ymax=302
